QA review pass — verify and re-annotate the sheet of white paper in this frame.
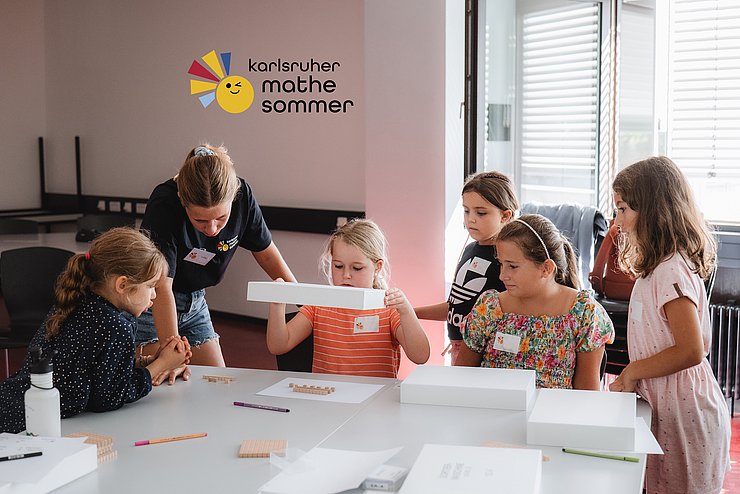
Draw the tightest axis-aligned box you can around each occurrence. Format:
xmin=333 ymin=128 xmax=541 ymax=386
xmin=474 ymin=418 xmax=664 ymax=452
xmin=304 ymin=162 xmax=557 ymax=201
xmin=259 ymin=447 xmax=402 ymax=494
xmin=257 ymin=378 xmax=385 ymax=404
xmin=633 ymin=417 xmax=663 ymax=454
xmin=399 ymin=444 xmax=541 ymax=494
xmin=585 ymin=418 xmax=663 ymax=455
xmin=0 ymin=434 xmax=88 ymax=483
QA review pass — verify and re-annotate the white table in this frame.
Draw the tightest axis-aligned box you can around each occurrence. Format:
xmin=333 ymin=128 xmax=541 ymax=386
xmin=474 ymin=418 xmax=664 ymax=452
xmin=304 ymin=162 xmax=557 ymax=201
xmin=318 ymin=384 xmax=650 ymax=494
xmin=0 ymin=232 xmax=88 ymax=254
xmin=52 ymin=366 xmax=649 ymax=493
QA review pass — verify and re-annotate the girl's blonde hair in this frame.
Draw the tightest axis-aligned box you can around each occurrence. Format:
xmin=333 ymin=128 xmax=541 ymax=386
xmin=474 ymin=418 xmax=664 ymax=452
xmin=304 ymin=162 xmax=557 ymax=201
xmin=612 ymin=156 xmax=716 ymax=279
xmin=175 ymin=143 xmax=240 ymax=208
xmin=319 ymin=219 xmax=390 ymax=290
xmin=45 ymin=228 xmax=167 ymax=338
xmin=462 ymin=171 xmax=520 ymax=213
xmin=497 ymin=214 xmax=581 ymax=289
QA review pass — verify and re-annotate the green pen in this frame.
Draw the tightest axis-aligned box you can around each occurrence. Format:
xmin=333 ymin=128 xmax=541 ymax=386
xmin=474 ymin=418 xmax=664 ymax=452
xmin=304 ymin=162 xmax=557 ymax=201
xmin=562 ymin=448 xmax=640 ymax=463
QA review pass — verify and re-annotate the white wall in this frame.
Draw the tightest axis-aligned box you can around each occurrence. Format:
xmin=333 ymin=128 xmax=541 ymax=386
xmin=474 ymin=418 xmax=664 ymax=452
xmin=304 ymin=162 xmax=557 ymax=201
xmin=42 ymin=0 xmax=365 ymax=211
xmin=1 ymin=1 xmax=452 ymax=372
xmin=365 ymin=0 xmax=447 ymax=370
xmin=0 ymin=0 xmax=46 ymax=210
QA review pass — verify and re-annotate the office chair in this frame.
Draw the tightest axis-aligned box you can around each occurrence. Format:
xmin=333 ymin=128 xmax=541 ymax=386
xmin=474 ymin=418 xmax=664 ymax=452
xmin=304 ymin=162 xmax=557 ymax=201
xmin=0 ymin=218 xmax=39 ymax=234
xmin=275 ymin=312 xmax=313 ymax=372
xmin=0 ymin=247 xmax=74 ymax=379
xmin=76 ymin=214 xmax=136 ymax=242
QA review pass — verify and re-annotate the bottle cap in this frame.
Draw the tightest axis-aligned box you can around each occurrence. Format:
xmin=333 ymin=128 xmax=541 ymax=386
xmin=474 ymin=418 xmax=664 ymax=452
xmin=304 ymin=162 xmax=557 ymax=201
xmin=29 ymin=347 xmax=54 ymax=374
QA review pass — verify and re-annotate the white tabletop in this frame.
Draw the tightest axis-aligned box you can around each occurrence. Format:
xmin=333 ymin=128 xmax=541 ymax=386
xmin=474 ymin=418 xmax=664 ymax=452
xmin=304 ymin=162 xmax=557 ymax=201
xmin=49 ymin=366 xmax=649 ymax=494
xmin=0 ymin=232 xmax=88 ymax=254
xmin=318 ymin=384 xmax=649 ymax=494
xmin=57 ymin=367 xmax=396 ymax=494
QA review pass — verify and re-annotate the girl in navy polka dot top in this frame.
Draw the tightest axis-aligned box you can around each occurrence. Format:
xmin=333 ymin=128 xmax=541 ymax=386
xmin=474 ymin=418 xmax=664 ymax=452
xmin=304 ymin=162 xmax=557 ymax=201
xmin=0 ymin=228 xmax=192 ymax=433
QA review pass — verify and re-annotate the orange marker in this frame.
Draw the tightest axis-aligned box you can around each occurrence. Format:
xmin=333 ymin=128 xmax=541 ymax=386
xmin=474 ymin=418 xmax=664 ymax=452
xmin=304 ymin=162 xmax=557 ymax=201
xmin=134 ymin=432 xmax=207 ymax=446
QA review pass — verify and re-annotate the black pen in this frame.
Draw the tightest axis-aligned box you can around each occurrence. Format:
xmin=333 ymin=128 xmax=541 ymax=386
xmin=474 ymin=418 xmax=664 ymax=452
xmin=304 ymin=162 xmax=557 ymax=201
xmin=233 ymin=401 xmax=290 ymax=413
xmin=0 ymin=451 xmax=43 ymax=462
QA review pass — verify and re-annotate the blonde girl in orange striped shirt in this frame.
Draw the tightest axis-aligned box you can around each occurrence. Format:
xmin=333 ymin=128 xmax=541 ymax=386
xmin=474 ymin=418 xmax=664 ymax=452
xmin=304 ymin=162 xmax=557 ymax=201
xmin=266 ymin=219 xmax=430 ymax=378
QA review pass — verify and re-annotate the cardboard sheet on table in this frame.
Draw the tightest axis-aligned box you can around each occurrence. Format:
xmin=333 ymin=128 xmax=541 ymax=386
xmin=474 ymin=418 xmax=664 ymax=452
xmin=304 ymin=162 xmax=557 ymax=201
xmin=257 ymin=377 xmax=385 ymax=404
xmin=258 ymin=447 xmax=401 ymax=494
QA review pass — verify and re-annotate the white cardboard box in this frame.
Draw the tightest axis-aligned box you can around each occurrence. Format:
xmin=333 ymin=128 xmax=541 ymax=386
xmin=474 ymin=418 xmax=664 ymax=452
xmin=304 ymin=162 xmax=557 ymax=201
xmin=526 ymin=388 xmax=637 ymax=451
xmin=246 ymin=281 xmax=386 ymax=310
xmin=400 ymin=365 xmax=536 ymax=411
xmin=399 ymin=444 xmax=542 ymax=494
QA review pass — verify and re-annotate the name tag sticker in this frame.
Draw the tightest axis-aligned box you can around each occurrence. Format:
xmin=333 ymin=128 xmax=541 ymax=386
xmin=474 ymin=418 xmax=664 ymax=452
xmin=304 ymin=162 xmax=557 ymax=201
xmin=353 ymin=316 xmax=380 ymax=334
xmin=631 ymin=300 xmax=643 ymax=323
xmin=184 ymin=248 xmax=215 ymax=266
xmin=492 ymin=332 xmax=521 ymax=354
xmin=469 ymin=257 xmax=492 ymax=276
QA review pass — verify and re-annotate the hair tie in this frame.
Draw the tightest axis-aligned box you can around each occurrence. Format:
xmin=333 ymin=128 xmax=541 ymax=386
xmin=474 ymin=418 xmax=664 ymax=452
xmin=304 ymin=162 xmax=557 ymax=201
xmin=194 ymin=146 xmax=215 ymax=157
xmin=512 ymin=218 xmax=550 ymax=260
xmin=84 ymin=252 xmax=91 ymax=261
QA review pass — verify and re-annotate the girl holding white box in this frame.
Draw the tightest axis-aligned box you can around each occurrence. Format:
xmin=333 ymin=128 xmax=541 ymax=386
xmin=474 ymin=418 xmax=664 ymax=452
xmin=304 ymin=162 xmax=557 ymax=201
xmin=266 ymin=219 xmax=430 ymax=378
xmin=609 ymin=157 xmax=730 ymax=494
xmin=456 ymin=214 xmax=614 ymax=391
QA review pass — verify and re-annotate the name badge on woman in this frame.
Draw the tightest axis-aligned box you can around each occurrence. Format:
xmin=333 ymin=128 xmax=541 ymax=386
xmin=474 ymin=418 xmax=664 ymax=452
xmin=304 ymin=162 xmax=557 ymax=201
xmin=353 ymin=316 xmax=380 ymax=333
xmin=493 ymin=332 xmax=521 ymax=354
xmin=184 ymin=248 xmax=215 ymax=266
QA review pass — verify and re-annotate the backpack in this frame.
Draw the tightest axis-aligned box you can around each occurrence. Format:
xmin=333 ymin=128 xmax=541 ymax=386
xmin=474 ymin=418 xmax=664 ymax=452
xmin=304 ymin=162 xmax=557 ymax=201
xmin=588 ymin=224 xmax=635 ymax=301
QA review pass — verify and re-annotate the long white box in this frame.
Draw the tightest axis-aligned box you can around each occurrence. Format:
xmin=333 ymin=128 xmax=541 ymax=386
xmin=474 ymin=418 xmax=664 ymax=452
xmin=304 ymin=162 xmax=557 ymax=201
xmin=400 ymin=444 xmax=542 ymax=494
xmin=400 ymin=365 xmax=536 ymax=411
xmin=526 ymin=388 xmax=636 ymax=451
xmin=246 ymin=281 xmax=386 ymax=310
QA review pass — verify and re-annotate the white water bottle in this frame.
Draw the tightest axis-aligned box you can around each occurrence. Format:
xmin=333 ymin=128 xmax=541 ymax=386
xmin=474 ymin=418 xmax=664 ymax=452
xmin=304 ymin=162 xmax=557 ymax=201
xmin=24 ymin=347 xmax=61 ymax=437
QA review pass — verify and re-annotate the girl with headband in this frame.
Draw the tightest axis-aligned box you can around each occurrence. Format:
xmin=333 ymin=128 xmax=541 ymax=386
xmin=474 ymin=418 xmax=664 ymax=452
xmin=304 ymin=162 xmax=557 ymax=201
xmin=456 ymin=214 xmax=614 ymax=390
xmin=137 ymin=143 xmax=296 ymax=383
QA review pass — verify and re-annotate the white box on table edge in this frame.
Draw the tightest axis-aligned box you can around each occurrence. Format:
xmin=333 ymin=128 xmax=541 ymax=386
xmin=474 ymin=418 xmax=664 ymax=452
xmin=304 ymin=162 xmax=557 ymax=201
xmin=399 ymin=444 xmax=541 ymax=494
xmin=247 ymin=281 xmax=385 ymax=310
xmin=400 ymin=365 xmax=536 ymax=411
xmin=526 ymin=388 xmax=636 ymax=451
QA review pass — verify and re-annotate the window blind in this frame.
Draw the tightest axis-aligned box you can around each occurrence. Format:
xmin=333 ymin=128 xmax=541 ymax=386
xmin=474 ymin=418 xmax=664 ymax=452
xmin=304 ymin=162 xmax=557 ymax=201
xmin=668 ymin=0 xmax=740 ymax=223
xmin=520 ymin=3 xmax=600 ymax=206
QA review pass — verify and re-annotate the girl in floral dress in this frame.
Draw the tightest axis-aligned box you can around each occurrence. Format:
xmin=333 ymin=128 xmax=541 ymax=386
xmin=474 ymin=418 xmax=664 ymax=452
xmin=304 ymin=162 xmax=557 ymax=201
xmin=457 ymin=214 xmax=614 ymax=390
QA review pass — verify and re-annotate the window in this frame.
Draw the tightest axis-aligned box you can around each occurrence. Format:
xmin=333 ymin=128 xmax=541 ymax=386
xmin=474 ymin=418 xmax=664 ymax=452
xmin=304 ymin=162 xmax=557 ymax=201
xmin=665 ymin=0 xmax=740 ymax=223
xmin=518 ymin=3 xmax=600 ymax=205
xmin=468 ymin=0 xmax=603 ymax=207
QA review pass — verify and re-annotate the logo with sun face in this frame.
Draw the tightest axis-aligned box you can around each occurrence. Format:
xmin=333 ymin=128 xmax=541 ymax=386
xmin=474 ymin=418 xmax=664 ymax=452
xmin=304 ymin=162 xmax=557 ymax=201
xmin=217 ymin=241 xmax=230 ymax=252
xmin=188 ymin=50 xmax=254 ymax=114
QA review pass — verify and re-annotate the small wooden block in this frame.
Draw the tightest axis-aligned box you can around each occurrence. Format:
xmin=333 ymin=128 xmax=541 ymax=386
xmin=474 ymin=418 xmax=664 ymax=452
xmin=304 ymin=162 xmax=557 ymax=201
xmin=289 ymin=383 xmax=335 ymax=395
xmin=202 ymin=374 xmax=234 ymax=384
xmin=238 ymin=439 xmax=288 ymax=458
xmin=67 ymin=431 xmax=117 ymax=463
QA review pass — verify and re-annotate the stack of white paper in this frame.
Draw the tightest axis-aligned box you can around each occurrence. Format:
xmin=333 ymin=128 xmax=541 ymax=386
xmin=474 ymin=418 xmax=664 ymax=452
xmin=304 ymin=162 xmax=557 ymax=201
xmin=400 ymin=444 xmax=542 ymax=494
xmin=400 ymin=365 xmax=536 ymax=411
xmin=247 ymin=281 xmax=386 ymax=310
xmin=0 ymin=434 xmax=97 ymax=493
xmin=526 ymin=389 xmax=637 ymax=451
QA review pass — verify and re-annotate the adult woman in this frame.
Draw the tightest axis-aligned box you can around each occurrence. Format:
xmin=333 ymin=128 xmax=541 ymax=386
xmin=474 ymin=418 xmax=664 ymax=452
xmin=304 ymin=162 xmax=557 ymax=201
xmin=137 ymin=144 xmax=296 ymax=380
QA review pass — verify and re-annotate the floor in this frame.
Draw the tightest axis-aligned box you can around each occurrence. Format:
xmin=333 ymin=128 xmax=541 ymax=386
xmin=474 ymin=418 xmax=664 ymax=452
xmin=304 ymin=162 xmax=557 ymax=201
xmin=2 ymin=313 xmax=739 ymax=491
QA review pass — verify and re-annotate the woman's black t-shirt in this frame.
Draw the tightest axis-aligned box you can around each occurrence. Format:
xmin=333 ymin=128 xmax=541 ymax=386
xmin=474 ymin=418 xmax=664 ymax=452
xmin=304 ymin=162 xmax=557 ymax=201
xmin=141 ymin=177 xmax=272 ymax=293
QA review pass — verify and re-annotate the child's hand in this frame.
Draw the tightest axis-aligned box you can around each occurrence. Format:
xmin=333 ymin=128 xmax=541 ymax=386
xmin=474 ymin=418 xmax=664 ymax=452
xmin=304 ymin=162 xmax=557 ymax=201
xmin=385 ymin=288 xmax=413 ymax=315
xmin=609 ymin=367 xmax=637 ymax=392
xmin=149 ymin=337 xmax=191 ymax=385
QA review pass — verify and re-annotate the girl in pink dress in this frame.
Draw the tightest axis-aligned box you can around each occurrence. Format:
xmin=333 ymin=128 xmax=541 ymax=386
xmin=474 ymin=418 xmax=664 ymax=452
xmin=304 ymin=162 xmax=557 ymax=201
xmin=610 ymin=157 xmax=730 ymax=494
